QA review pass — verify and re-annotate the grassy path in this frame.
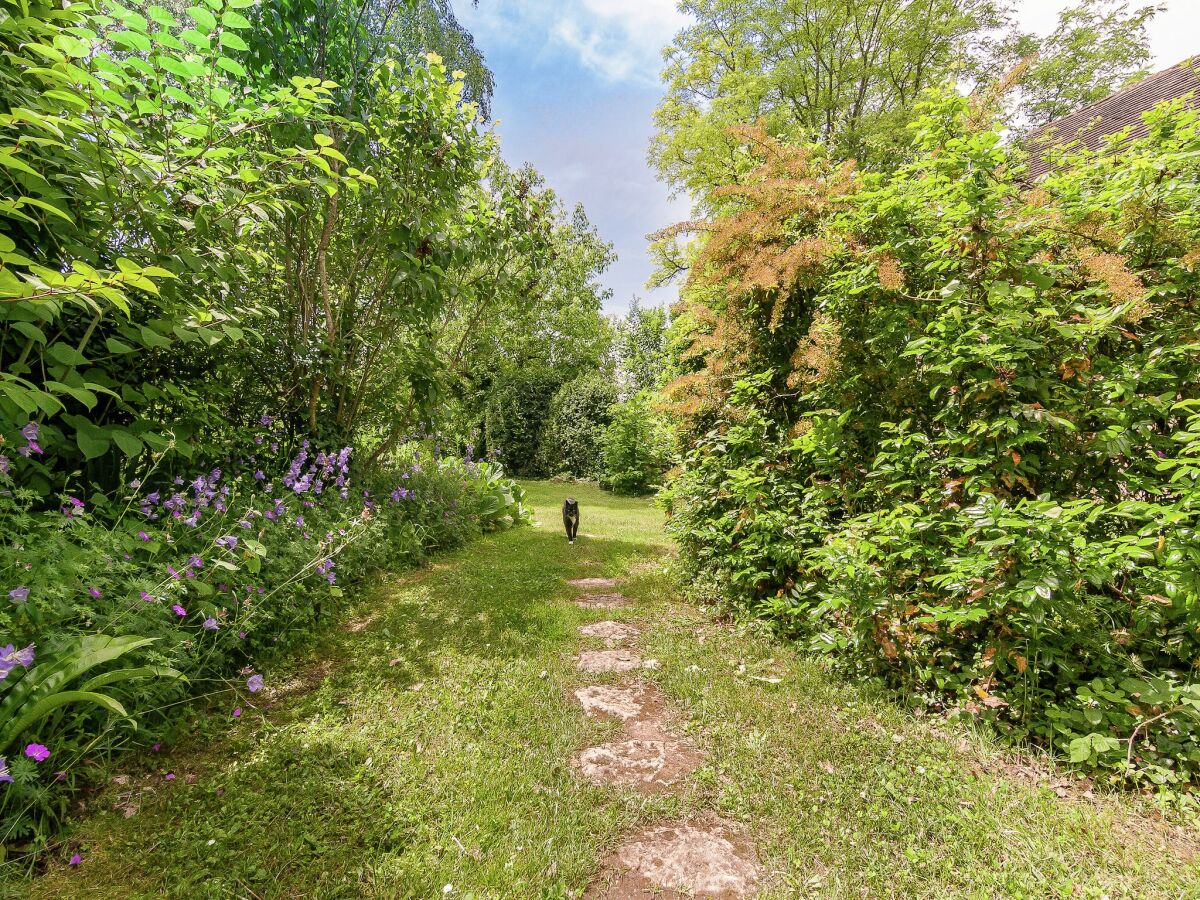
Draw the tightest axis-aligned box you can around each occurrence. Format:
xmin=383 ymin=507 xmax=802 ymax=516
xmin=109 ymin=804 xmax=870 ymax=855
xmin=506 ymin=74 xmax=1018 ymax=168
xmin=9 ymin=482 xmax=1199 ymax=898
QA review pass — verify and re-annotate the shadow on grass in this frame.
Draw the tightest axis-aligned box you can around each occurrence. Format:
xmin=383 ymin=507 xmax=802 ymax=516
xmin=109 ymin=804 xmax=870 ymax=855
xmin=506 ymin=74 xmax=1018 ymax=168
xmin=20 ymin=522 xmax=665 ymax=898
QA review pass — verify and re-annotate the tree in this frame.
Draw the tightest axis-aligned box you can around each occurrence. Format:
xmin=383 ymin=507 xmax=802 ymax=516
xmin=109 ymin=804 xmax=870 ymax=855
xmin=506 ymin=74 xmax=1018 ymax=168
xmin=650 ymin=0 xmax=1011 ymax=205
xmin=992 ymin=0 xmax=1159 ymax=132
xmin=612 ymin=299 xmax=669 ymax=395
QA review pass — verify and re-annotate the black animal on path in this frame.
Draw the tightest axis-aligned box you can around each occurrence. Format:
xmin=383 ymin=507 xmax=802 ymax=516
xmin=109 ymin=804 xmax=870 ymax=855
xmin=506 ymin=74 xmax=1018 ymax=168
xmin=562 ymin=497 xmax=580 ymax=544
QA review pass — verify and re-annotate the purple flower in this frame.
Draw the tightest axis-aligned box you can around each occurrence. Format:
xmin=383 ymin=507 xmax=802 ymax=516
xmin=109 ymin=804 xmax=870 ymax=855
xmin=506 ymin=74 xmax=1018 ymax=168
xmin=25 ymin=743 xmax=50 ymax=762
xmin=87 ymin=587 xmax=101 ymax=599
xmin=139 ymin=591 xmax=154 ymax=603
xmin=165 ymin=772 xmax=175 ymax=781
xmin=238 ymin=631 xmax=247 ymax=640
xmin=259 ymin=415 xmax=273 ymax=427
xmin=247 ymin=673 xmax=263 ymax=693
xmin=8 ymin=586 xmax=29 ymax=603
xmin=152 ymin=743 xmax=161 ymax=751
xmin=0 ymin=757 xmax=10 ymax=783
xmin=202 ymin=617 xmax=218 ymax=631
xmin=69 ymin=853 xmax=82 ymax=867
xmin=20 ymin=422 xmax=38 ymax=441
xmin=215 ymin=535 xmax=238 ymax=551
xmin=0 ymin=455 xmax=9 ymax=475
xmin=233 ymin=707 xmax=242 ymax=718
xmin=146 ymin=491 xmax=161 ymax=505
xmin=172 ymin=604 xmax=187 ymax=617
xmin=187 ymin=555 xmax=204 ymax=569
xmin=137 ymin=531 xmax=150 ymax=541
xmin=167 ymin=566 xmax=181 ymax=580
xmin=1 ymin=644 xmax=36 ymax=681
xmin=254 ymin=469 xmax=265 ymax=480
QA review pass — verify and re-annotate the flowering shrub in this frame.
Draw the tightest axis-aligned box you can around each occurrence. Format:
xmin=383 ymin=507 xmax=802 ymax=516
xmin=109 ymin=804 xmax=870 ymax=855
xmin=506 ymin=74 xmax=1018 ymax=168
xmin=0 ymin=421 xmax=526 ymax=851
xmin=663 ymin=92 xmax=1200 ymax=793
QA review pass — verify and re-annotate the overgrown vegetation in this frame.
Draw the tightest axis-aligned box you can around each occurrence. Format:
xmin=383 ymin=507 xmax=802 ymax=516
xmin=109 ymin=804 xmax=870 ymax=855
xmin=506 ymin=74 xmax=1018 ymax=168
xmin=659 ymin=90 xmax=1200 ymax=793
xmin=0 ymin=0 xmax=568 ymax=854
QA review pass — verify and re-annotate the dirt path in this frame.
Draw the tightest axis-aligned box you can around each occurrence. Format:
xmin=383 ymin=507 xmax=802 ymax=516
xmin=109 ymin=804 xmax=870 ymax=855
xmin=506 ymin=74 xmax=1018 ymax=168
xmin=10 ymin=481 xmax=1199 ymax=898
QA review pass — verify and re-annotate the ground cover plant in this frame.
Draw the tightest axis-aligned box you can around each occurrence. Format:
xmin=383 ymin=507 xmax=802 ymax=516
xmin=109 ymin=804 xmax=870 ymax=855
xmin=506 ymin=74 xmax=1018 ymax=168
xmin=659 ymin=89 xmax=1200 ymax=794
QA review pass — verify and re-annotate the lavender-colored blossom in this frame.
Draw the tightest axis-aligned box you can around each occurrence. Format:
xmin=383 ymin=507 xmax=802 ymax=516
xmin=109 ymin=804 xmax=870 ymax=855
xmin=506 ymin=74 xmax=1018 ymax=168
xmin=238 ymin=631 xmax=247 ymax=640
xmin=87 ymin=587 xmax=101 ymax=599
xmin=233 ymin=707 xmax=242 ymax=718
xmin=215 ymin=535 xmax=238 ymax=550
xmin=20 ymin=422 xmax=38 ymax=441
xmin=247 ymin=673 xmax=264 ymax=693
xmin=25 ymin=743 xmax=50 ymax=762
xmin=165 ymin=773 xmax=175 ymax=781
xmin=172 ymin=476 xmax=183 ymax=486
xmin=167 ymin=565 xmax=181 ymax=580
xmin=139 ymin=591 xmax=154 ymax=603
xmin=172 ymin=603 xmax=187 ymax=617
xmin=0 ymin=757 xmax=10 ymax=783
xmin=8 ymin=586 xmax=29 ymax=603
xmin=137 ymin=531 xmax=151 ymax=541
xmin=187 ymin=555 xmax=204 ymax=569
xmin=0 ymin=455 xmax=9 ymax=475
xmin=69 ymin=854 xmax=82 ymax=866
xmin=202 ymin=617 xmax=218 ymax=631
xmin=1 ymin=642 xmax=35 ymax=680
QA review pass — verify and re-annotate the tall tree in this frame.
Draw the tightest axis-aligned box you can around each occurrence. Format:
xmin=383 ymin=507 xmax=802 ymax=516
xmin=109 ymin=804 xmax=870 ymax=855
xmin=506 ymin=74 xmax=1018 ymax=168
xmin=992 ymin=0 xmax=1159 ymax=132
xmin=650 ymin=0 xmax=1011 ymax=205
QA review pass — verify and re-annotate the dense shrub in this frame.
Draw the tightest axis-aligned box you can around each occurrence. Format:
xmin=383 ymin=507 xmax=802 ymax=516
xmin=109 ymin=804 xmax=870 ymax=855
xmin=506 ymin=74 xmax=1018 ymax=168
xmin=534 ymin=374 xmax=617 ymax=479
xmin=663 ymin=93 xmax=1200 ymax=791
xmin=602 ymin=391 xmax=673 ymax=494
xmin=483 ymin=368 xmax=562 ymax=476
xmin=0 ymin=424 xmax=527 ymax=849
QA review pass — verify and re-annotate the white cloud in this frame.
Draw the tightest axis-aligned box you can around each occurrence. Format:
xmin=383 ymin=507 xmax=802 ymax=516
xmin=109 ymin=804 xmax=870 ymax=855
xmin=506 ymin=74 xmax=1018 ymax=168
xmin=457 ymin=0 xmax=687 ymax=85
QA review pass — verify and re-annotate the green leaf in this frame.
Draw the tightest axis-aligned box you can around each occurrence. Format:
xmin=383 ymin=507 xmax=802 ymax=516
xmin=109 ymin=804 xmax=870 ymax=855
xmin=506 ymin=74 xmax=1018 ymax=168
xmin=219 ymin=31 xmax=249 ymax=52
xmin=76 ymin=427 xmax=112 ymax=460
xmin=111 ymin=429 xmax=144 ymax=457
xmin=46 ymin=343 xmax=88 ymax=367
xmin=186 ymin=5 xmax=217 ymax=32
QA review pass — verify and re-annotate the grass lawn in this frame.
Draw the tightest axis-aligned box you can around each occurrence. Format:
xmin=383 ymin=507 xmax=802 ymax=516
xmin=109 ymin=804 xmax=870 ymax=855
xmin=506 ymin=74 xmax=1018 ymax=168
xmin=5 ymin=481 xmax=1197 ymax=898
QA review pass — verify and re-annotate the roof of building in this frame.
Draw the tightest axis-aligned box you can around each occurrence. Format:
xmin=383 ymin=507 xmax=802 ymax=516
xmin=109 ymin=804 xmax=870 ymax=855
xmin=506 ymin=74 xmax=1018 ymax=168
xmin=1025 ymin=55 xmax=1200 ymax=178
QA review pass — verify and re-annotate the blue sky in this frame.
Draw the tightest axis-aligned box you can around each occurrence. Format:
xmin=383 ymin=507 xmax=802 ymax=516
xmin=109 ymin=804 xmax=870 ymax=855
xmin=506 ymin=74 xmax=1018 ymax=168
xmin=454 ymin=0 xmax=1200 ymax=316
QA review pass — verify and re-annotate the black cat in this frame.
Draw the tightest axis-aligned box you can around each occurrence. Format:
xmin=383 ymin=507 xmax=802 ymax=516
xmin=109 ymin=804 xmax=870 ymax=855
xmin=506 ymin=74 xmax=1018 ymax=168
xmin=562 ymin=497 xmax=580 ymax=544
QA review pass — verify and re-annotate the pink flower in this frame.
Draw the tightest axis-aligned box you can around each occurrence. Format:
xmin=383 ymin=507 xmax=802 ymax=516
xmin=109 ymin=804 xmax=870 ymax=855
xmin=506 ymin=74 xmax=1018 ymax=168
xmin=25 ymin=742 xmax=50 ymax=762
xmin=69 ymin=853 xmax=82 ymax=866
xmin=233 ymin=707 xmax=242 ymax=718
xmin=165 ymin=773 xmax=175 ymax=781
xmin=172 ymin=604 xmax=187 ymax=617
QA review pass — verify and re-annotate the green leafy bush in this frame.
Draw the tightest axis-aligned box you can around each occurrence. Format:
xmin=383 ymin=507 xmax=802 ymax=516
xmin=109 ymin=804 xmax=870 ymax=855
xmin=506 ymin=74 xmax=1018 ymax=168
xmin=0 ymin=430 xmax=525 ymax=851
xmin=603 ymin=391 xmax=673 ymax=495
xmin=483 ymin=368 xmax=562 ymax=476
xmin=534 ymin=373 xmax=617 ymax=479
xmin=663 ymin=92 xmax=1200 ymax=791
